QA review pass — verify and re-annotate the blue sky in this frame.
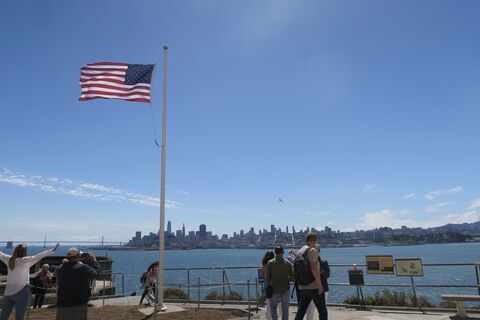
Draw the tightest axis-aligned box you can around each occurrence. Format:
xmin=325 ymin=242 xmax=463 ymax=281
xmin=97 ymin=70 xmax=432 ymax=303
xmin=1 ymin=0 xmax=480 ymax=242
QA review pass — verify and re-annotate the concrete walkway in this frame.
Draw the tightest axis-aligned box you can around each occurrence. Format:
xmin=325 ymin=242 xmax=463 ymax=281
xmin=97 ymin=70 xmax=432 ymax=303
xmin=89 ymin=296 xmax=463 ymax=319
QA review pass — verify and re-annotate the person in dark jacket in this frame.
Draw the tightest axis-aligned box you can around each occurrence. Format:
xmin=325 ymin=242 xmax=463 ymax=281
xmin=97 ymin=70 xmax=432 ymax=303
xmin=55 ymin=248 xmax=101 ymax=320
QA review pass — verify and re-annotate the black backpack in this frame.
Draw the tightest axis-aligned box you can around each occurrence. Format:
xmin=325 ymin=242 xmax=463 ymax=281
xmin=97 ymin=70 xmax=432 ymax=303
xmin=293 ymin=248 xmax=315 ymax=285
xmin=140 ymin=272 xmax=147 ymax=285
xmin=320 ymin=259 xmax=330 ymax=279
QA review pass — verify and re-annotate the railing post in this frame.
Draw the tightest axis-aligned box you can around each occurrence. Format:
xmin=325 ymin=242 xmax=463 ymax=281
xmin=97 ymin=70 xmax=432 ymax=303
xmin=255 ymin=277 xmax=259 ymax=314
xmin=122 ymin=273 xmax=125 ymax=296
xmin=103 ymin=277 xmax=106 ymax=306
xmin=475 ymin=263 xmax=480 ymax=295
xmin=222 ymin=268 xmax=226 ymax=304
xmin=197 ymin=277 xmax=201 ymax=310
xmin=353 ymin=264 xmax=361 ymax=306
xmin=410 ymin=276 xmax=418 ymax=307
xmin=247 ymin=279 xmax=251 ymax=320
xmin=187 ymin=269 xmax=191 ymax=302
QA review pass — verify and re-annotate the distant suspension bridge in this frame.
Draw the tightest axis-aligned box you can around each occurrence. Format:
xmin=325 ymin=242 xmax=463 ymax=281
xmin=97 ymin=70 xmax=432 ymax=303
xmin=0 ymin=237 xmax=124 ymax=248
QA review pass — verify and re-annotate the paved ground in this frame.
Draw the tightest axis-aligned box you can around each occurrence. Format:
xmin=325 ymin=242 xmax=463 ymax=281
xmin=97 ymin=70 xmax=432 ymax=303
xmin=89 ymin=296 xmax=466 ymax=319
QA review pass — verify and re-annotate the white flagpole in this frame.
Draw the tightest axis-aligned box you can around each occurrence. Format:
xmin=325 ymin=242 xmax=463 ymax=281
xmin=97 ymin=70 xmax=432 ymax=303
xmin=157 ymin=44 xmax=168 ymax=312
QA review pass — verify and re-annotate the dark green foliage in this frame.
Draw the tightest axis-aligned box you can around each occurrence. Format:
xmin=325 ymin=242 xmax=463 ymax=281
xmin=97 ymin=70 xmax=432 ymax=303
xmin=438 ymin=301 xmax=457 ymax=309
xmin=416 ymin=295 xmax=434 ymax=308
xmin=164 ymin=288 xmax=187 ymax=299
xmin=342 ymin=289 xmax=434 ymax=307
xmin=205 ymin=290 xmax=219 ymax=300
xmin=204 ymin=290 xmax=243 ymax=301
xmin=226 ymin=291 xmax=243 ymax=301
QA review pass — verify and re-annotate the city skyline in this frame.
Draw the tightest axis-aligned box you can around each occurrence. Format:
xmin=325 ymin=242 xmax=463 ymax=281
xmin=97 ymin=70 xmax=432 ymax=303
xmin=1 ymin=1 xmax=480 ymax=242
xmin=126 ymin=220 xmax=479 ymax=249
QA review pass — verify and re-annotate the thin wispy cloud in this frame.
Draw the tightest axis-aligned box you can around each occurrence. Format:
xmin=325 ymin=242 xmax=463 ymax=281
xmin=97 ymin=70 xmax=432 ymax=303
xmin=424 ymin=202 xmax=452 ymax=213
xmin=0 ymin=168 xmax=183 ymax=208
xmin=351 ymin=208 xmax=477 ymax=231
xmin=425 ymin=186 xmax=463 ymax=200
xmin=468 ymin=198 xmax=480 ymax=210
xmin=403 ymin=193 xmax=416 ymax=199
xmin=362 ymin=183 xmax=379 ymax=193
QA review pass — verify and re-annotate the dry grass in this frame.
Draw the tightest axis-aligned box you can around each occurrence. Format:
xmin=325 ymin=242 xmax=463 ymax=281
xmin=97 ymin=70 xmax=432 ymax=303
xmin=15 ymin=306 xmax=249 ymax=320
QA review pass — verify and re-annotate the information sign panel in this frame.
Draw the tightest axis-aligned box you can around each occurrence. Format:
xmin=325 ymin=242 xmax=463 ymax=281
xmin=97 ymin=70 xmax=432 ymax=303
xmin=348 ymin=269 xmax=364 ymax=285
xmin=366 ymin=255 xmax=394 ymax=274
xmin=395 ymin=258 xmax=423 ymax=276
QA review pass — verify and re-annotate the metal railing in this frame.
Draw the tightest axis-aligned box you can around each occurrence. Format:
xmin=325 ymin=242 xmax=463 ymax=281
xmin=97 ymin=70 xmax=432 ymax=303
xmin=2 ymin=262 xmax=479 ymax=312
xmin=160 ymin=262 xmax=480 ymax=308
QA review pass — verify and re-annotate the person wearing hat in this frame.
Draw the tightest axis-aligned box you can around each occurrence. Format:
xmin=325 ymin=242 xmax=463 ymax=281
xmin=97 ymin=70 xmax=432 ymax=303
xmin=266 ymin=245 xmax=294 ymax=320
xmin=55 ymin=248 xmax=101 ymax=320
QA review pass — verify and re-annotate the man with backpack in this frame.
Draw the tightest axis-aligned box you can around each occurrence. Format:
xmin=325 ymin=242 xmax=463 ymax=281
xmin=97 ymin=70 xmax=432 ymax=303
xmin=293 ymin=233 xmax=328 ymax=320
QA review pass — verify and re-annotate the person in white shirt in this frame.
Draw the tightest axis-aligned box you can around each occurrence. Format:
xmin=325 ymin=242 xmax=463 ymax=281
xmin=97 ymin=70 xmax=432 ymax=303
xmin=0 ymin=243 xmax=59 ymax=320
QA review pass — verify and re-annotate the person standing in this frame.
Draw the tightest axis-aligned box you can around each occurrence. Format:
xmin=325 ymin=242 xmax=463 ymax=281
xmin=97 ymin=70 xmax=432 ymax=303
xmin=0 ymin=243 xmax=59 ymax=320
xmin=267 ymin=245 xmax=294 ymax=320
xmin=32 ymin=263 xmax=53 ymax=308
xmin=294 ymin=233 xmax=327 ymax=320
xmin=261 ymin=250 xmax=275 ymax=320
xmin=55 ymin=248 xmax=101 ymax=320
xmin=305 ymin=244 xmax=330 ymax=320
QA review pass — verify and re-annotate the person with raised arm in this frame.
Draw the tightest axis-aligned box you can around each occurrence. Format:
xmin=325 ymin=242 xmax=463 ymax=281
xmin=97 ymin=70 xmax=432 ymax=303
xmin=0 ymin=243 xmax=59 ymax=320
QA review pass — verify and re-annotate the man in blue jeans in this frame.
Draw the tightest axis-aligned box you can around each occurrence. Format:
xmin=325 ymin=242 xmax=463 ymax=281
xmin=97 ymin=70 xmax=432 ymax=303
xmin=267 ymin=245 xmax=294 ymax=320
xmin=294 ymin=233 xmax=328 ymax=320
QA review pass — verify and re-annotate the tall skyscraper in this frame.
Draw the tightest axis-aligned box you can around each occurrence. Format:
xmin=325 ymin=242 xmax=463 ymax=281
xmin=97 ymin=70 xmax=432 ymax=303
xmin=182 ymin=223 xmax=186 ymax=237
xmin=286 ymin=226 xmax=289 ymax=234
xmin=270 ymin=224 xmax=275 ymax=234
xmin=167 ymin=220 xmax=172 ymax=235
xmin=199 ymin=224 xmax=207 ymax=241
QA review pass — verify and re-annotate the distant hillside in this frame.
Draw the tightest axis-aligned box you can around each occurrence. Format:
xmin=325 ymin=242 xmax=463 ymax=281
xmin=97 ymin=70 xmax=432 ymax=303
xmin=432 ymin=221 xmax=480 ymax=233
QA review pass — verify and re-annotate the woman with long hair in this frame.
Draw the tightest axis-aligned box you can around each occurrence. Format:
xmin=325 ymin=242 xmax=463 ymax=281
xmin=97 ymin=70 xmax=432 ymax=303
xmin=0 ymin=243 xmax=59 ymax=320
xmin=261 ymin=250 xmax=275 ymax=320
xmin=139 ymin=261 xmax=159 ymax=305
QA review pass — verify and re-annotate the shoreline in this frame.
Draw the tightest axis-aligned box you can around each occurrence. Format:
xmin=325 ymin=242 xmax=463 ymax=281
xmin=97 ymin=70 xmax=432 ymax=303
xmin=87 ymin=240 xmax=479 ymax=251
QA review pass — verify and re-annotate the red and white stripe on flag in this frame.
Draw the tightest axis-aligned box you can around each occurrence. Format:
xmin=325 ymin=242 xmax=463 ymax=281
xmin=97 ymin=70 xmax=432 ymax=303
xmin=79 ymin=62 xmax=153 ymax=103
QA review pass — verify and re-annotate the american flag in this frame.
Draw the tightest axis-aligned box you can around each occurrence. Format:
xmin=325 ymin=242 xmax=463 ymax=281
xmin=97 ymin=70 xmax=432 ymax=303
xmin=79 ymin=62 xmax=155 ymax=103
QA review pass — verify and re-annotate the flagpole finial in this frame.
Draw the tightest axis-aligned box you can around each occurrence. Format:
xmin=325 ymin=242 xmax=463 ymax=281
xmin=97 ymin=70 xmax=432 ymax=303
xmin=163 ymin=44 xmax=168 ymax=50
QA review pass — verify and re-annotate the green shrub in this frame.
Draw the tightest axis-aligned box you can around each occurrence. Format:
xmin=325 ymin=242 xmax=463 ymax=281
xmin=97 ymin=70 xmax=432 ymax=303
xmin=226 ymin=291 xmax=243 ymax=301
xmin=415 ymin=295 xmax=434 ymax=308
xmin=205 ymin=290 xmax=219 ymax=300
xmin=438 ymin=301 xmax=457 ymax=309
xmin=374 ymin=290 xmax=409 ymax=307
xmin=343 ymin=296 xmax=361 ymax=304
xmin=204 ymin=290 xmax=243 ymax=301
xmin=342 ymin=289 xmax=434 ymax=308
xmin=164 ymin=288 xmax=187 ymax=299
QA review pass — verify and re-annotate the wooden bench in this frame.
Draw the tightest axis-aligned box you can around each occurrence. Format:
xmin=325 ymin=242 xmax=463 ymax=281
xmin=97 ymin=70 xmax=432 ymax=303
xmin=441 ymin=294 xmax=480 ymax=319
